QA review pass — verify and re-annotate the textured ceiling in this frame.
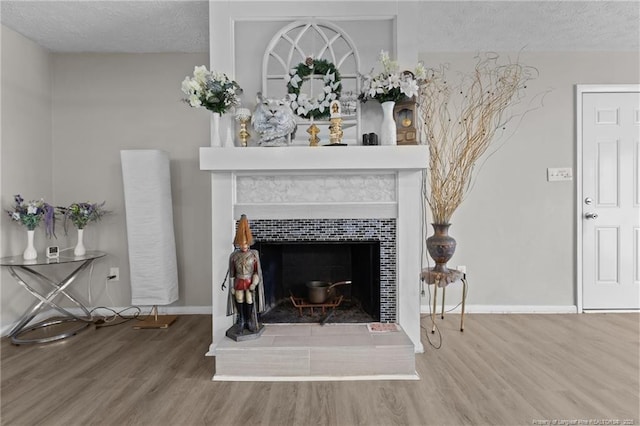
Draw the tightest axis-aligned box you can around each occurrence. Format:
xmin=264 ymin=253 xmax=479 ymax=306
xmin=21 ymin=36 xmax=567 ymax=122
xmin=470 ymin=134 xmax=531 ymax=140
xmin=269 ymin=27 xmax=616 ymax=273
xmin=418 ymin=1 xmax=640 ymax=52
xmin=0 ymin=1 xmax=209 ymax=53
xmin=0 ymin=1 xmax=638 ymax=53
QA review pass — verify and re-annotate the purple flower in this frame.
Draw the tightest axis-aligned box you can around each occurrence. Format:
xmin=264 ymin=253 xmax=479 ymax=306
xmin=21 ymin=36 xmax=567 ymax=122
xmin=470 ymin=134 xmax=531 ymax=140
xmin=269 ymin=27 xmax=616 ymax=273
xmin=6 ymin=194 xmax=56 ymax=237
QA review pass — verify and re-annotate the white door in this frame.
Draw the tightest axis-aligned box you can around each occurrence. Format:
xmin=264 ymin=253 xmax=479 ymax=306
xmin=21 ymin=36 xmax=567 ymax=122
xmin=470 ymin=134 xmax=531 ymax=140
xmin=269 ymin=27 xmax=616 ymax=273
xmin=580 ymin=87 xmax=640 ymax=310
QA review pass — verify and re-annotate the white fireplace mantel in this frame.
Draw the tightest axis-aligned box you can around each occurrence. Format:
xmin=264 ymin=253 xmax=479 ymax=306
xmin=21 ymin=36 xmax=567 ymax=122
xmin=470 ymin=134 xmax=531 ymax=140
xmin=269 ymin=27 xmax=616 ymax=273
xmin=200 ymin=145 xmax=428 ymax=172
xmin=200 ymin=145 xmax=429 ymax=355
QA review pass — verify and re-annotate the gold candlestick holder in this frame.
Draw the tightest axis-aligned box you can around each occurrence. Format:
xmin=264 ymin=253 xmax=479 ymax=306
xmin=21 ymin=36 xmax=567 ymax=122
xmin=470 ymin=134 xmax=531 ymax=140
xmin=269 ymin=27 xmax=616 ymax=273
xmin=307 ymin=123 xmax=320 ymax=146
xmin=328 ymin=100 xmax=344 ymax=145
xmin=235 ymin=108 xmax=252 ymax=147
xmin=329 ymin=117 xmax=343 ymax=145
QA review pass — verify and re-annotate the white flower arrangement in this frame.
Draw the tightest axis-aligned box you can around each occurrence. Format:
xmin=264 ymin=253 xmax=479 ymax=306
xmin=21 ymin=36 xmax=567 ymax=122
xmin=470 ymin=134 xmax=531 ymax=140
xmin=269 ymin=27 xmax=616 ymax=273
xmin=181 ymin=65 xmax=242 ymax=115
xmin=359 ymin=51 xmax=426 ymax=103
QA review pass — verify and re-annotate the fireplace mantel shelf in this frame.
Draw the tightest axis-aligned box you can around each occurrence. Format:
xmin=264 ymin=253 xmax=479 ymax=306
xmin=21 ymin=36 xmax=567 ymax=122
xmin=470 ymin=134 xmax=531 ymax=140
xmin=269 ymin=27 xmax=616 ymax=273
xmin=200 ymin=145 xmax=428 ymax=172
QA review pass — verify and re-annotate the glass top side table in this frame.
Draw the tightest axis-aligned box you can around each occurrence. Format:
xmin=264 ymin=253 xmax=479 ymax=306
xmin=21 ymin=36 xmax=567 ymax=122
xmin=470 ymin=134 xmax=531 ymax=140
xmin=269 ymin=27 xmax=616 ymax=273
xmin=1 ymin=251 xmax=106 ymax=344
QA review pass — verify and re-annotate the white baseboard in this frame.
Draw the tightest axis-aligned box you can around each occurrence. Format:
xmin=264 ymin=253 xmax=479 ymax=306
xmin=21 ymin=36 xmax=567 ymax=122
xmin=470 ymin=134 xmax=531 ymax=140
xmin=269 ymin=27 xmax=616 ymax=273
xmin=1 ymin=305 xmax=212 ymax=337
xmin=90 ymin=305 xmax=212 ymax=317
xmin=2 ymin=304 xmax=582 ymax=337
xmin=421 ymin=304 xmax=578 ymax=314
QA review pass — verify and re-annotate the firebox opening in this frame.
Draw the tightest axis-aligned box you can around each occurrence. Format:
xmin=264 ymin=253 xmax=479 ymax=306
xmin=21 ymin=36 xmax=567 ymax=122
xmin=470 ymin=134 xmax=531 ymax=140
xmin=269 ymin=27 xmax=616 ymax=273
xmin=254 ymin=240 xmax=381 ymax=323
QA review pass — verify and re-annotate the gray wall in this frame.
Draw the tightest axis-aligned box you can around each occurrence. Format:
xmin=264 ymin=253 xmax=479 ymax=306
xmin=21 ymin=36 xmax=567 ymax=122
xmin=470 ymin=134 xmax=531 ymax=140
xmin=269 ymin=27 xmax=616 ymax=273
xmin=2 ymin=20 xmax=639 ymax=332
xmin=51 ymin=52 xmax=212 ymax=311
xmin=419 ymin=51 xmax=640 ymax=310
xmin=1 ymin=26 xmax=212 ymax=333
xmin=1 ymin=26 xmax=53 ymax=327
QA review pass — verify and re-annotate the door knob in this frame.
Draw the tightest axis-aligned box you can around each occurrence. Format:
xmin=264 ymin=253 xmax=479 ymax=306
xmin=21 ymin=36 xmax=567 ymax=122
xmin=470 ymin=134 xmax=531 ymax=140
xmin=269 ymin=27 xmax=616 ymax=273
xmin=585 ymin=212 xmax=598 ymax=219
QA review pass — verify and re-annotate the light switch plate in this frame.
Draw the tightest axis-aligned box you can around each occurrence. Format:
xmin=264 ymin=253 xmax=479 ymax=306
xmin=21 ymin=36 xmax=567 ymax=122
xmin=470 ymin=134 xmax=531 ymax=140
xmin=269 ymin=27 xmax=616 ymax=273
xmin=547 ymin=167 xmax=573 ymax=181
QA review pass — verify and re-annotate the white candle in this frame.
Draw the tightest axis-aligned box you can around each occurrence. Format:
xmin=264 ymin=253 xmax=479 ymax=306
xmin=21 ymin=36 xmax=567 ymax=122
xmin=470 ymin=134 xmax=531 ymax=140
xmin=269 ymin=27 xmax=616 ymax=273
xmin=330 ymin=100 xmax=341 ymax=118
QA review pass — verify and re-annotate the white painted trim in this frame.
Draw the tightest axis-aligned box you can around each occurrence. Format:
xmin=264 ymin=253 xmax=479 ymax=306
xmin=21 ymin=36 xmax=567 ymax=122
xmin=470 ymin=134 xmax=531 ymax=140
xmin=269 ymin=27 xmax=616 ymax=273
xmin=231 ymin=15 xmax=398 ymax=24
xmin=200 ymin=145 xmax=429 ymax=172
xmin=421 ymin=304 xmax=578 ymax=314
xmin=15 ymin=304 xmax=584 ymax=317
xmin=212 ymin=373 xmax=420 ymax=382
xmin=0 ymin=306 xmax=213 ymax=337
xmin=575 ymin=84 xmax=640 ymax=313
xmin=576 ymin=85 xmax=584 ymax=313
xmin=93 ymin=305 xmax=213 ymax=316
xmin=576 ymin=84 xmax=640 ymax=94
xmin=3 ymin=304 xmax=587 ymax=337
xmin=235 ymin=202 xmax=397 ymax=220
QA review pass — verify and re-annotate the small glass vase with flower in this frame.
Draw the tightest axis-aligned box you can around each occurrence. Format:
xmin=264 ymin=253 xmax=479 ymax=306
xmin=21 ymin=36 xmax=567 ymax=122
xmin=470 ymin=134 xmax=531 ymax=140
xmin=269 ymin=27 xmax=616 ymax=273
xmin=6 ymin=195 xmax=56 ymax=260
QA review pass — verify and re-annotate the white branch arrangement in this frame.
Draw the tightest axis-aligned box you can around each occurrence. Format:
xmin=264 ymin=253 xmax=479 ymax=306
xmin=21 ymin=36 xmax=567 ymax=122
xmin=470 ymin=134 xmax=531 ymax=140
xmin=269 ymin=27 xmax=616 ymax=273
xmin=418 ymin=53 xmax=539 ymax=224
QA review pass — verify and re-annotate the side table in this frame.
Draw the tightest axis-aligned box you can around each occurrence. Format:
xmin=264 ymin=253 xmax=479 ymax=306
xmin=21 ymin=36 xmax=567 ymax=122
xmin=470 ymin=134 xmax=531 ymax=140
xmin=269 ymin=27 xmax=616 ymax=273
xmin=420 ymin=267 xmax=468 ymax=332
xmin=0 ymin=251 xmax=106 ymax=344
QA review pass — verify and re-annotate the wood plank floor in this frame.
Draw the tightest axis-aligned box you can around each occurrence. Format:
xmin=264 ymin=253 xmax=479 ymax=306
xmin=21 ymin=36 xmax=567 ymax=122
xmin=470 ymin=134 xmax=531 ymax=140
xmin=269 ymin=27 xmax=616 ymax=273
xmin=1 ymin=313 xmax=638 ymax=426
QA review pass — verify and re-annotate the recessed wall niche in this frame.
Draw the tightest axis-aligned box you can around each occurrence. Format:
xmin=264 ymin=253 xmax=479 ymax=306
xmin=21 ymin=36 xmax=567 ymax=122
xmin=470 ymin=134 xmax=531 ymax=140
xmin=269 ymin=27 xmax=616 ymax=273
xmin=233 ymin=18 xmax=395 ymax=144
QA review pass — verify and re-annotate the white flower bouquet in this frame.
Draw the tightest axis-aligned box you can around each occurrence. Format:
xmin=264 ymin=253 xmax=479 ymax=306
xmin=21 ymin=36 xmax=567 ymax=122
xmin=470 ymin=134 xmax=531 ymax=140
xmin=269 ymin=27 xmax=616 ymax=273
xmin=359 ymin=51 xmax=425 ymax=103
xmin=181 ymin=65 xmax=243 ymax=114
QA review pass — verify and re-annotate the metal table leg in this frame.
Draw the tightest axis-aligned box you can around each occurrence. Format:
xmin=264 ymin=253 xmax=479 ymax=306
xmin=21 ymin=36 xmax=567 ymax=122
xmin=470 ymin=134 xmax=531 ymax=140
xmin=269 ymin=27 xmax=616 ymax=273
xmin=422 ymin=268 xmax=468 ymax=334
xmin=431 ymin=283 xmax=437 ymax=334
xmin=460 ymin=276 xmax=468 ymax=332
xmin=7 ymin=259 xmax=96 ymax=344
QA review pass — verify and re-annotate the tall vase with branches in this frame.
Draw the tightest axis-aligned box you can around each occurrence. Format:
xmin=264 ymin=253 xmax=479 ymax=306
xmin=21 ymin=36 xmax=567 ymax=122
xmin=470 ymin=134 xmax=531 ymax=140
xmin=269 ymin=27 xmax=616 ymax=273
xmin=418 ymin=53 xmax=538 ymax=273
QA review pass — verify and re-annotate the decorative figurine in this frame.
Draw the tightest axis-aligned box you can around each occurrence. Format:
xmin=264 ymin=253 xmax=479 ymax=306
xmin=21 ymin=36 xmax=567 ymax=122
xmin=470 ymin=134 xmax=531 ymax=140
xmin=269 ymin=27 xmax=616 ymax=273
xmin=393 ymin=99 xmax=418 ymax=145
xmin=235 ymin=108 xmax=252 ymax=147
xmin=328 ymin=100 xmax=344 ymax=145
xmin=307 ymin=123 xmax=320 ymax=146
xmin=251 ymin=92 xmax=297 ymax=147
xmin=225 ymin=214 xmax=265 ymax=341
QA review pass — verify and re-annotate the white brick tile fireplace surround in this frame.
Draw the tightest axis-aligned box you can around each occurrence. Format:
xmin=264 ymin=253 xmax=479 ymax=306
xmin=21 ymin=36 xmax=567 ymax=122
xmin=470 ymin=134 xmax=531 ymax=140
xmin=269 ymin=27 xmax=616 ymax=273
xmin=200 ymin=145 xmax=429 ymax=378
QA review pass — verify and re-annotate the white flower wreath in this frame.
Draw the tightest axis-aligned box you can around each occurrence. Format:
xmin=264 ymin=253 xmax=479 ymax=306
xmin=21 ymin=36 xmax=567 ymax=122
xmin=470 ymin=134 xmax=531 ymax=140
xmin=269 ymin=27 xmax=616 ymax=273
xmin=285 ymin=58 xmax=342 ymax=120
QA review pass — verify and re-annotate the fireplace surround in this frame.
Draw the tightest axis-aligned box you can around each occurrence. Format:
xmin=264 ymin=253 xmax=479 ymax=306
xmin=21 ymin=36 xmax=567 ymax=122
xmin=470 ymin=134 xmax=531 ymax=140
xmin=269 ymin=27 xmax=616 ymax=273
xmin=200 ymin=145 xmax=429 ymax=355
xmin=251 ymin=219 xmax=394 ymax=323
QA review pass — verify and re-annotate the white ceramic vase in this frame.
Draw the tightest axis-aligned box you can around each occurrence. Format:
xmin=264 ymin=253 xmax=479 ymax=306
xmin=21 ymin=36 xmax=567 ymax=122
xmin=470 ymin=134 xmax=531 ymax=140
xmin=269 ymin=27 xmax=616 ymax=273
xmin=211 ymin=112 xmax=222 ymax=147
xmin=380 ymin=101 xmax=397 ymax=146
xmin=74 ymin=228 xmax=86 ymax=256
xmin=224 ymin=120 xmax=235 ymax=147
xmin=23 ymin=229 xmax=37 ymax=260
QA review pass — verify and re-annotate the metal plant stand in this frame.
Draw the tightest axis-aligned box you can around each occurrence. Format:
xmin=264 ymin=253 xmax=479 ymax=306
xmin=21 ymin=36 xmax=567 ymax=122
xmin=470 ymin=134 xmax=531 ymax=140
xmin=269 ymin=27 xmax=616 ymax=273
xmin=420 ymin=267 xmax=468 ymax=332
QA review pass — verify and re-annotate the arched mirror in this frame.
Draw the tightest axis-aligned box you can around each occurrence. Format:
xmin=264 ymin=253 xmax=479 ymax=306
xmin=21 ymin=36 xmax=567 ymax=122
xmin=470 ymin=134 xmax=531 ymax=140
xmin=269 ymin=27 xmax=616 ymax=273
xmin=262 ymin=20 xmax=361 ymax=145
